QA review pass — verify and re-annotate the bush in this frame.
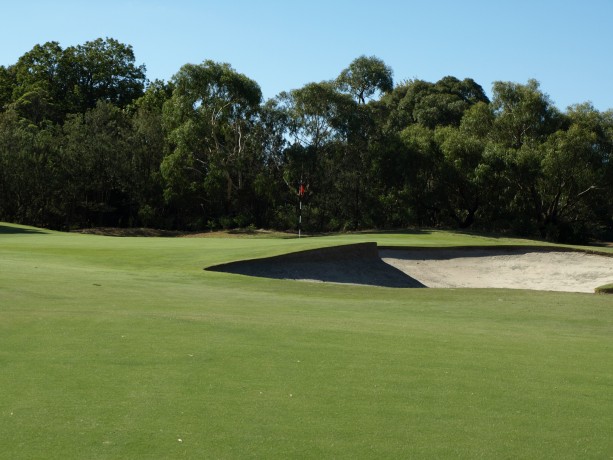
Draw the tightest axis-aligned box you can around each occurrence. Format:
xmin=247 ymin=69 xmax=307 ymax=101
xmin=138 ymin=204 xmax=156 ymax=227
xmin=595 ymin=283 xmax=613 ymax=294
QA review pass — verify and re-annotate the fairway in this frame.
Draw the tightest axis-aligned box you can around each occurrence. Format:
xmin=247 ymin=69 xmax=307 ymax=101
xmin=1 ymin=223 xmax=613 ymax=458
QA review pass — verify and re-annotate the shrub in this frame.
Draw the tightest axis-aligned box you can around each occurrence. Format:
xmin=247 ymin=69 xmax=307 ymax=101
xmin=595 ymin=283 xmax=613 ymax=294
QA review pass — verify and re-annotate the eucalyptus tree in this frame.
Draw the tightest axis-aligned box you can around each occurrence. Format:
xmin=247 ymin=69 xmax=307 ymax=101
xmin=10 ymin=42 xmax=65 ymax=123
xmin=278 ymin=81 xmax=377 ymax=229
xmin=336 ymin=55 xmax=393 ymax=105
xmin=12 ymin=42 xmax=64 ymax=93
xmin=0 ymin=108 xmax=61 ymax=226
xmin=375 ymin=77 xmax=491 ymax=228
xmin=61 ymin=101 xmax=133 ymax=227
xmin=0 ymin=65 xmax=14 ymax=109
xmin=7 ymin=39 xmax=146 ymax=121
xmin=280 ymin=81 xmax=353 ymax=149
xmin=485 ymin=80 xmax=563 ymax=236
xmin=384 ymin=76 xmax=489 ymax=130
xmin=397 ymin=123 xmax=446 ymax=226
xmin=435 ymin=126 xmax=484 ymax=228
xmin=602 ymin=110 xmax=613 ymax=238
xmin=0 ymin=109 xmax=30 ymax=220
xmin=248 ymin=98 xmax=292 ymax=226
xmin=528 ymin=103 xmax=613 ymax=240
xmin=63 ymin=38 xmax=147 ymax=113
xmin=161 ymin=60 xmax=262 ymax=226
xmin=335 ymin=57 xmax=395 ymax=227
xmin=278 ymin=81 xmax=354 ymax=197
xmin=127 ymin=80 xmax=174 ymax=227
xmin=490 ymin=79 xmax=562 ymax=149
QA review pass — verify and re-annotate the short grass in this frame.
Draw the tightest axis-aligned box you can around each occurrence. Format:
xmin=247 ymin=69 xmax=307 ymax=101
xmin=1 ymin=222 xmax=612 ymax=459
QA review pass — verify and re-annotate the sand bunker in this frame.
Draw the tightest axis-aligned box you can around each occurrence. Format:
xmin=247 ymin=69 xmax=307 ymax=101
xmin=206 ymin=243 xmax=613 ymax=293
xmin=381 ymin=248 xmax=613 ymax=293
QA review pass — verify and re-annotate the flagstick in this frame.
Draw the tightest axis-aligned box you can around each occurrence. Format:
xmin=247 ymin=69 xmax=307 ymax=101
xmin=298 ymin=180 xmax=304 ymax=239
xmin=299 ymin=199 xmax=302 ymax=239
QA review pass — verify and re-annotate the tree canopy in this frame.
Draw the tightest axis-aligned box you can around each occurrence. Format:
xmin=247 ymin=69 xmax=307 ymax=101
xmin=337 ymin=55 xmax=393 ymax=104
xmin=1 ymin=39 xmax=612 ymax=243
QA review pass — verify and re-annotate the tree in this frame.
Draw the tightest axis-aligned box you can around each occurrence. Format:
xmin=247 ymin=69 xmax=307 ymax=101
xmin=0 ymin=108 xmax=61 ymax=226
xmin=490 ymin=79 xmax=561 ymax=148
xmin=384 ymin=77 xmax=489 ymax=130
xmin=459 ymin=102 xmax=513 ymax=230
xmin=280 ymin=81 xmax=354 ymax=150
xmin=0 ymin=65 xmax=16 ymax=110
xmin=161 ymin=60 xmax=262 ymax=226
xmin=337 ymin=55 xmax=393 ymax=105
xmin=61 ymin=101 xmax=132 ymax=227
xmin=127 ymin=80 xmax=174 ymax=227
xmin=531 ymin=104 xmax=611 ymax=241
xmin=1 ymin=40 xmax=612 ymax=241
xmin=12 ymin=42 xmax=64 ymax=96
xmin=63 ymin=38 xmax=147 ymax=113
xmin=435 ymin=125 xmax=487 ymax=228
xmin=10 ymin=42 xmax=65 ymax=122
xmin=249 ymin=98 xmax=291 ymax=227
xmin=6 ymin=39 xmax=146 ymax=121
xmin=278 ymin=81 xmax=369 ymax=230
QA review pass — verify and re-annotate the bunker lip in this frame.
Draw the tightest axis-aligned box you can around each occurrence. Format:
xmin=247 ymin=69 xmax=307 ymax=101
xmin=205 ymin=243 xmax=613 ymax=292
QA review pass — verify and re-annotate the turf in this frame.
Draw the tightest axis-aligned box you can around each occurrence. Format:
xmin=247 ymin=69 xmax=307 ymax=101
xmin=1 ymin=222 xmax=612 ymax=458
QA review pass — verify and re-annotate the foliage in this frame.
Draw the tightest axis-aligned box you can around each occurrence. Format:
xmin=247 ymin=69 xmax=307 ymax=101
xmin=1 ymin=39 xmax=612 ymax=242
xmin=594 ymin=283 xmax=613 ymax=294
xmin=8 ymin=38 xmax=145 ymax=123
xmin=161 ymin=60 xmax=262 ymax=227
xmin=336 ymin=55 xmax=393 ymax=104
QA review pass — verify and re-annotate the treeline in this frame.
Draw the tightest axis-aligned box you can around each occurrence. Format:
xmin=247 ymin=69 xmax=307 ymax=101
xmin=1 ymin=38 xmax=612 ymax=242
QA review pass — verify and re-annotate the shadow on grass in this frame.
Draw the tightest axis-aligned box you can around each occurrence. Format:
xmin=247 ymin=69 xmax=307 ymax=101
xmin=379 ymin=245 xmax=573 ymax=260
xmin=76 ymin=227 xmax=184 ymax=237
xmin=590 ymin=241 xmax=613 ymax=248
xmin=282 ymin=228 xmax=434 ymax=239
xmin=0 ymin=224 xmax=48 ymax=235
xmin=206 ymin=242 xmax=426 ymax=288
xmin=225 ymin=228 xmax=297 ymax=239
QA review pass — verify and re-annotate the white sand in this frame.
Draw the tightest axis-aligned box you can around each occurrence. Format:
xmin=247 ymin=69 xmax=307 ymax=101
xmin=380 ymin=249 xmax=613 ymax=293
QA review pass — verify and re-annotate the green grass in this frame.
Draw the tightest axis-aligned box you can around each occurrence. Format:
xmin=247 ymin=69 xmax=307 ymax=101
xmin=1 ymin=222 xmax=612 ymax=459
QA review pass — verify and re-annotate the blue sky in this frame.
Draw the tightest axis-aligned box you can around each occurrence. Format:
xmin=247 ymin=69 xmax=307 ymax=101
xmin=2 ymin=0 xmax=612 ymax=110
